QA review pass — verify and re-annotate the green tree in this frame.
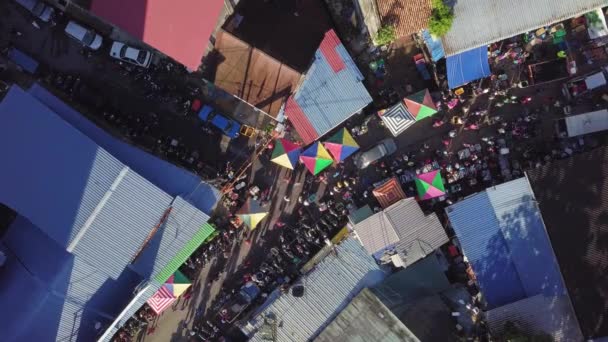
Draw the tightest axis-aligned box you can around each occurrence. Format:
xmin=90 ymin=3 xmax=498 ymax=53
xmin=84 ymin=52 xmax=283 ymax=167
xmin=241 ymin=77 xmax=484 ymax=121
xmin=428 ymin=0 xmax=454 ymax=37
xmin=374 ymin=25 xmax=396 ymax=46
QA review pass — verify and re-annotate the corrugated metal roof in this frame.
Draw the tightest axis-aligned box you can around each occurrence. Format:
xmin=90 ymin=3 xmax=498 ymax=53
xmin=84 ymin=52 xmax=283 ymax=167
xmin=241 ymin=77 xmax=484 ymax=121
xmin=131 ymin=196 xmax=211 ymax=281
xmin=442 ymin=0 xmax=607 ymax=56
xmin=315 ymin=288 xmax=419 ymax=342
xmin=446 ymin=177 xmax=567 ymax=309
xmin=98 ymin=281 xmax=164 ymax=342
xmin=70 ymin=169 xmax=173 ymax=279
xmin=285 ymin=30 xmax=372 ymax=144
xmin=486 ymin=295 xmax=583 ymax=341
xmin=243 ymin=238 xmax=387 ymax=341
xmin=354 ymin=199 xmax=449 ymax=266
xmin=29 ymin=84 xmax=220 ymax=216
xmin=527 ymin=147 xmax=608 ymax=338
xmin=372 ymin=254 xmax=451 ymax=316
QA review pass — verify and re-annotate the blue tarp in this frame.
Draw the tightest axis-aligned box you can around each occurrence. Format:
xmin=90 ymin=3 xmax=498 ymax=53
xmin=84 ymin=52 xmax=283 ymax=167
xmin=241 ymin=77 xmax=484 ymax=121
xmin=422 ymin=30 xmax=445 ymax=62
xmin=447 ymin=46 xmax=491 ymax=89
xmin=8 ymin=48 xmax=39 ymax=74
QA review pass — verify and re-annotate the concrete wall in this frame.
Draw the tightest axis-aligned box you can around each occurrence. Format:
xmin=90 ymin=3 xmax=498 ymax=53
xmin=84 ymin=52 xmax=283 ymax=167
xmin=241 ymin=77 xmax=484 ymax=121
xmin=354 ymin=0 xmax=382 ymax=39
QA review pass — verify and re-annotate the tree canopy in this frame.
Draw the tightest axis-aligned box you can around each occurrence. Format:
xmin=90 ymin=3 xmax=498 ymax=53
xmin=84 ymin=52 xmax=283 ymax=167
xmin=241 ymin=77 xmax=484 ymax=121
xmin=428 ymin=0 xmax=454 ymax=37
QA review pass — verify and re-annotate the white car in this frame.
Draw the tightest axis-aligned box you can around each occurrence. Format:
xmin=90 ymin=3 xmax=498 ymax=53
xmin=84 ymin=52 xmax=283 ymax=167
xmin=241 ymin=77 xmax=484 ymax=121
xmin=15 ymin=0 xmax=54 ymax=22
xmin=64 ymin=21 xmax=103 ymax=50
xmin=110 ymin=42 xmax=152 ymax=68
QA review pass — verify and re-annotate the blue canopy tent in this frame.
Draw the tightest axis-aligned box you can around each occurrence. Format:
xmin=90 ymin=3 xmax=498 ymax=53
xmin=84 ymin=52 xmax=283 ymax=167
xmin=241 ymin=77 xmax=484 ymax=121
xmin=8 ymin=48 xmax=39 ymax=74
xmin=447 ymin=46 xmax=491 ymax=89
xmin=422 ymin=30 xmax=445 ymax=62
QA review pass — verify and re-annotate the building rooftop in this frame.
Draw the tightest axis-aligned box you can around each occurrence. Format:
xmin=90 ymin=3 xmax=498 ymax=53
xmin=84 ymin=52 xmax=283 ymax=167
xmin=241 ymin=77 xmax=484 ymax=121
xmin=527 ymin=147 xmax=608 ymax=339
xmin=208 ymin=30 xmax=302 ymax=118
xmin=377 ymin=0 xmax=432 ymax=38
xmin=315 ymin=288 xmax=419 ymax=342
xmin=446 ymin=177 xmax=567 ymax=309
xmin=28 ymin=84 xmax=219 ymax=215
xmin=222 ymin=0 xmax=332 ymax=72
xmin=441 ymin=0 xmax=606 ymax=56
xmin=242 ymin=238 xmax=387 ymax=341
xmin=354 ymin=198 xmax=449 ymax=265
xmin=90 ymin=0 xmax=224 ymax=69
xmin=283 ymin=30 xmax=373 ymax=144
xmin=0 ymin=86 xmax=214 ymax=340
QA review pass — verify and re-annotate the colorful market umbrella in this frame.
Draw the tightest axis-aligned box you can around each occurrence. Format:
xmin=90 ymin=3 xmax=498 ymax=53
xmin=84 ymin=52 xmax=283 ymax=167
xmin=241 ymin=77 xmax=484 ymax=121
xmin=323 ymin=128 xmax=360 ymax=162
xmin=164 ymin=270 xmax=191 ymax=298
xmin=404 ymin=89 xmax=438 ymax=121
xmin=300 ymin=142 xmax=333 ymax=175
xmin=147 ymin=285 xmax=177 ymax=314
xmin=271 ymin=138 xmax=301 ymax=169
xmin=415 ymin=170 xmax=446 ymax=200
xmin=237 ymin=199 xmax=268 ymax=229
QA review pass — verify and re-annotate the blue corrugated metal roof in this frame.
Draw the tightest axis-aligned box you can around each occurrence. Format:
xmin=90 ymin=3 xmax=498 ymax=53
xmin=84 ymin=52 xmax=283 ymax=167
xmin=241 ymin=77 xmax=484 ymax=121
xmin=446 ymin=177 xmax=567 ymax=309
xmin=0 ymin=86 xmax=213 ymax=341
xmin=29 ymin=84 xmax=220 ymax=215
xmin=447 ymin=46 xmax=491 ymax=89
xmin=290 ymin=36 xmax=372 ymax=140
xmin=422 ymin=30 xmax=445 ymax=62
xmin=0 ymin=215 xmax=143 ymax=341
xmin=131 ymin=196 xmax=210 ymax=280
xmin=446 ymin=190 xmax=525 ymax=308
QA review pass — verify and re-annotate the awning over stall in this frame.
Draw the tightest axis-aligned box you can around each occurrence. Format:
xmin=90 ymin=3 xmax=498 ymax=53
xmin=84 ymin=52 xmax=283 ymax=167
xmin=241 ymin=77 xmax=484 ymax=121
xmin=447 ymin=46 xmax=491 ymax=89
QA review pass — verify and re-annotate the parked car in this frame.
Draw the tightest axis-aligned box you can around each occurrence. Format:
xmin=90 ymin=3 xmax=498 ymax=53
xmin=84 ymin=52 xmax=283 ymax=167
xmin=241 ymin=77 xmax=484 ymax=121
xmin=562 ymin=67 xmax=608 ymax=101
xmin=354 ymin=138 xmax=397 ymax=169
xmin=110 ymin=41 xmax=153 ymax=68
xmin=64 ymin=21 xmax=102 ymax=50
xmin=14 ymin=0 xmax=54 ymax=22
xmin=198 ymin=105 xmax=240 ymax=138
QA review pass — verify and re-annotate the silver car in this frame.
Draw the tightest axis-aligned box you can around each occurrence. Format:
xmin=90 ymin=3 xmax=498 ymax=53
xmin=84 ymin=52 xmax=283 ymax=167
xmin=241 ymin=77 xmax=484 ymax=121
xmin=354 ymin=138 xmax=397 ymax=169
xmin=15 ymin=0 xmax=54 ymax=22
xmin=64 ymin=21 xmax=103 ymax=50
xmin=110 ymin=41 xmax=153 ymax=68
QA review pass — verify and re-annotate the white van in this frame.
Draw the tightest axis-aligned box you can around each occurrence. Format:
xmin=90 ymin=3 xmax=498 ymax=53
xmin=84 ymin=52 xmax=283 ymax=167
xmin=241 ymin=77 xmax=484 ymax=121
xmin=64 ymin=21 xmax=103 ymax=50
xmin=562 ymin=67 xmax=608 ymax=100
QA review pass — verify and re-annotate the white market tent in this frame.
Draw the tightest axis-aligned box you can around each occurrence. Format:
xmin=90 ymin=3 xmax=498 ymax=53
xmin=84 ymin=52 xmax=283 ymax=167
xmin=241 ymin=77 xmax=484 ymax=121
xmin=565 ymin=109 xmax=608 ymax=137
xmin=442 ymin=0 xmax=607 ymax=56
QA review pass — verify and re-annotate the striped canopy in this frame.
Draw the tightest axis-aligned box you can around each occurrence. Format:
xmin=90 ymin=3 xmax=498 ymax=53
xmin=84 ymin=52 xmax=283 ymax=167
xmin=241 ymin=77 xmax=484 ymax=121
xmin=300 ymin=142 xmax=333 ymax=175
xmin=323 ymin=128 xmax=359 ymax=162
xmin=415 ymin=170 xmax=446 ymax=200
xmin=378 ymin=102 xmax=416 ymax=137
xmin=237 ymin=199 xmax=268 ymax=230
xmin=271 ymin=138 xmax=301 ymax=169
xmin=147 ymin=285 xmax=176 ymax=314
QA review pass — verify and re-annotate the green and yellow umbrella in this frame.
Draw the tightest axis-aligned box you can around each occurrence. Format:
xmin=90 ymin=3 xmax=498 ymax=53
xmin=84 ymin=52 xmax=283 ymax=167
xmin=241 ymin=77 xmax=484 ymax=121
xmin=300 ymin=142 xmax=333 ymax=175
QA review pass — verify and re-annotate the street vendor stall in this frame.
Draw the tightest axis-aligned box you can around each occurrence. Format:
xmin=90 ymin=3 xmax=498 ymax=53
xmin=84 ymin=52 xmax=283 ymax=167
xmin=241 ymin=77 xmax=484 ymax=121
xmin=372 ymin=177 xmax=407 ymax=208
xmin=323 ymin=128 xmax=359 ymax=162
xmin=300 ymin=142 xmax=333 ymax=175
xmin=146 ymin=271 xmax=192 ymax=314
xmin=271 ymin=138 xmax=301 ymax=170
xmin=415 ymin=170 xmax=446 ymax=200
xmin=404 ymin=89 xmax=438 ymax=121
xmin=447 ymin=46 xmax=491 ymax=89
xmin=237 ymin=199 xmax=269 ymax=230
xmin=378 ymin=102 xmax=416 ymax=137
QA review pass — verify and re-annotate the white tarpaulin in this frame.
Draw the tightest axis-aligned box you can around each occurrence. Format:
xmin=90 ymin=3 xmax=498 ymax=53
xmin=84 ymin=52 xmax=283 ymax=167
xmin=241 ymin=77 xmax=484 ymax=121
xmin=584 ymin=71 xmax=607 ymax=89
xmin=565 ymin=109 xmax=608 ymax=137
